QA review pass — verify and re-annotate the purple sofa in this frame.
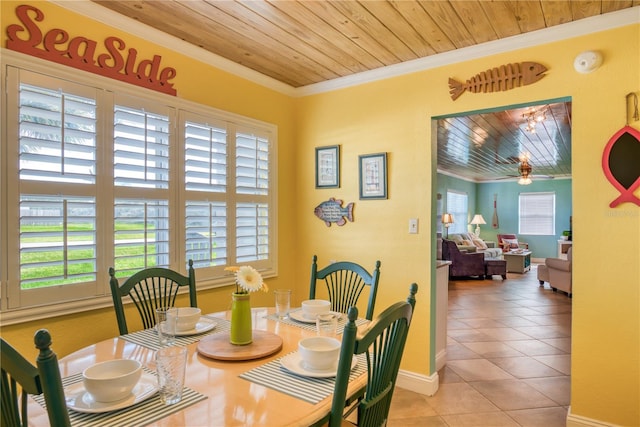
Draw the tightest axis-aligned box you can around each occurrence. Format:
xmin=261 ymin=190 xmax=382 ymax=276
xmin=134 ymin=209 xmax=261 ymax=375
xmin=442 ymin=239 xmax=486 ymax=279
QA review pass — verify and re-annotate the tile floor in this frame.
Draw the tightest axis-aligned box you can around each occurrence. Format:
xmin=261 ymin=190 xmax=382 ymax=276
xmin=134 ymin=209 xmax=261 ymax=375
xmin=388 ymin=263 xmax=572 ymax=426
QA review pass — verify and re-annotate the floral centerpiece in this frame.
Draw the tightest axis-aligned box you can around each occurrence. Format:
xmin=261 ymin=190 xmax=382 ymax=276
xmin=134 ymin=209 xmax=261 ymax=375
xmin=225 ymin=266 xmax=268 ymax=345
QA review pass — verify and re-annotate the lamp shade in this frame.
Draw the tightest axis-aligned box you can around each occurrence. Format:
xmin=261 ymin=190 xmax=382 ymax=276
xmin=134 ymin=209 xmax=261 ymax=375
xmin=470 ymin=214 xmax=486 ymax=225
xmin=442 ymin=213 xmax=454 ymax=225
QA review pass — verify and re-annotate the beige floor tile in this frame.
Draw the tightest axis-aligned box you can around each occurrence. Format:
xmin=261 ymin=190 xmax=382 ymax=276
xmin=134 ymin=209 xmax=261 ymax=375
xmin=388 ymin=416 xmax=449 ymax=426
xmin=469 ymin=379 xmax=557 ymax=410
xmin=533 ymin=354 xmax=571 ymax=375
xmin=514 ymin=325 xmax=570 ymax=339
xmin=448 ymin=319 xmax=474 ymax=329
xmin=459 ymin=318 xmax=508 ymax=328
xmin=388 ymin=387 xmax=437 ymax=418
xmin=446 ymin=342 xmax=482 ymax=360
xmin=447 ymin=329 xmax=497 ymax=343
xmin=504 ymin=339 xmax=567 ymax=356
xmin=476 ymin=327 xmax=536 ymax=341
xmin=524 ymin=376 xmax=571 ymax=406
xmin=488 ymin=356 xmax=565 ymax=379
xmin=540 ymin=337 xmax=572 ymax=353
xmin=438 ymin=366 xmax=464 ymax=384
xmin=495 ymin=316 xmax=539 ymax=327
xmin=505 ymin=407 xmax=568 ymax=427
xmin=461 ymin=341 xmax=524 ymax=358
xmin=442 ymin=411 xmax=520 ymax=426
xmin=424 ymin=382 xmax=500 ymax=415
xmin=446 ymin=359 xmax=514 ymax=382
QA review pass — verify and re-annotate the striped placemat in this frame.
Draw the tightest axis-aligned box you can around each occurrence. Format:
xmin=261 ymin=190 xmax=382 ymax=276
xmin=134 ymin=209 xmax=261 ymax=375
xmin=34 ymin=369 xmax=207 ymax=427
xmin=121 ymin=317 xmax=230 ymax=351
xmin=265 ymin=310 xmax=368 ymax=334
xmin=239 ymin=352 xmax=367 ymax=405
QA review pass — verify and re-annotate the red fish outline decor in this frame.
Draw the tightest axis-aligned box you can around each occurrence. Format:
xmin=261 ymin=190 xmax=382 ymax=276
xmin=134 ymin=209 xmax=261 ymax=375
xmin=314 ymin=198 xmax=354 ymax=227
xmin=602 ymin=125 xmax=640 ymax=207
xmin=448 ymin=62 xmax=547 ymax=101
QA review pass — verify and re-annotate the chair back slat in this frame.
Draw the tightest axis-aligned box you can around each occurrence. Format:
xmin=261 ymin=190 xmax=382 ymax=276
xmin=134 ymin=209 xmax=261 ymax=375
xmin=109 ymin=260 xmax=197 ymax=335
xmin=310 ymin=256 xmax=381 ymax=320
xmin=328 ymin=283 xmax=418 ymax=427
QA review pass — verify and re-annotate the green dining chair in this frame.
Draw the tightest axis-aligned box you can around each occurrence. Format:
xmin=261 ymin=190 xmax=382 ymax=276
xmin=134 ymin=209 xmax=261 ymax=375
xmin=109 ymin=260 xmax=198 ymax=335
xmin=327 ymin=283 xmax=418 ymax=427
xmin=309 ymin=255 xmax=381 ymax=320
xmin=1 ymin=330 xmax=71 ymax=427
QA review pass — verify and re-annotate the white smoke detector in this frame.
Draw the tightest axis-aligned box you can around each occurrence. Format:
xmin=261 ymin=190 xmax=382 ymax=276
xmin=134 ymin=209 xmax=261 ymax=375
xmin=574 ymin=51 xmax=603 ymax=74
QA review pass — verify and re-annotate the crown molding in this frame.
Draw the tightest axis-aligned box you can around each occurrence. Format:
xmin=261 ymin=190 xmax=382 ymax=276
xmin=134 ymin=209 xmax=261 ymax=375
xmin=51 ymin=2 xmax=640 ymax=97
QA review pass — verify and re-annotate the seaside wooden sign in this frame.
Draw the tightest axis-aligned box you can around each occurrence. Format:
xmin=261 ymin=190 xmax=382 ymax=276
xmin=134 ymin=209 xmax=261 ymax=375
xmin=6 ymin=4 xmax=177 ymax=96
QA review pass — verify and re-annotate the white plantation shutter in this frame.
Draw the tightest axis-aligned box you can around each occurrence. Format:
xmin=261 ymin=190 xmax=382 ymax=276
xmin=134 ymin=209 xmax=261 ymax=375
xmin=185 ymin=121 xmax=227 ymax=192
xmin=114 ymin=105 xmax=170 ymax=189
xmin=519 ymin=192 xmax=555 ymax=235
xmin=185 ymin=202 xmax=228 ymax=267
xmin=13 ymin=69 xmax=99 ymax=306
xmin=236 ymin=203 xmax=269 ymax=262
xmin=19 ymin=195 xmax=96 ymax=288
xmin=113 ymin=199 xmax=170 ymax=276
xmin=19 ymin=84 xmax=97 ymax=184
xmin=236 ymin=131 xmax=269 ymax=195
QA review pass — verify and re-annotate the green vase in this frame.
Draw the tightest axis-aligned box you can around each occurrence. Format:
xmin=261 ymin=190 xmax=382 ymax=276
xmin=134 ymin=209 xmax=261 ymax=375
xmin=230 ymin=292 xmax=252 ymax=345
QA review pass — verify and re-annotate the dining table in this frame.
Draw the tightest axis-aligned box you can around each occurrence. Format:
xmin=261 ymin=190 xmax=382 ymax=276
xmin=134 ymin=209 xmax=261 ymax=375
xmin=27 ymin=307 xmax=370 ymax=427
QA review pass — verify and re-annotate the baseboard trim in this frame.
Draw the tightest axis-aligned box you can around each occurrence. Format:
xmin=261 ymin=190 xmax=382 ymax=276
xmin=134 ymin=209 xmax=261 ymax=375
xmin=566 ymin=407 xmax=620 ymax=427
xmin=435 ymin=349 xmax=447 ymax=371
xmin=395 ymin=369 xmax=439 ymax=396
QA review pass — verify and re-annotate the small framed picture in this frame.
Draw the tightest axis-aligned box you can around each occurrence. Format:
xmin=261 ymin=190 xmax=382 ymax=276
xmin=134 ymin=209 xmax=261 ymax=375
xmin=315 ymin=145 xmax=340 ymax=188
xmin=359 ymin=152 xmax=387 ymax=199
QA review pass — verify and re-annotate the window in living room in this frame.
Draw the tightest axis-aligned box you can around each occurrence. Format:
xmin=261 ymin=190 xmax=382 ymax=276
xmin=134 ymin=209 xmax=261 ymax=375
xmin=519 ymin=192 xmax=555 ymax=235
xmin=446 ymin=190 xmax=468 ymax=234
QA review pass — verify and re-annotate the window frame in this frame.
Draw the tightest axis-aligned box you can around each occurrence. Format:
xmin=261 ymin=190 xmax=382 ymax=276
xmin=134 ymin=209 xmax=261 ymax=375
xmin=0 ymin=51 xmax=278 ymax=324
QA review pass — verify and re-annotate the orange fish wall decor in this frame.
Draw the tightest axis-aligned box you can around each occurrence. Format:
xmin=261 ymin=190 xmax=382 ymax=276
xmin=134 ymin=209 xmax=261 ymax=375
xmin=448 ymin=62 xmax=547 ymax=100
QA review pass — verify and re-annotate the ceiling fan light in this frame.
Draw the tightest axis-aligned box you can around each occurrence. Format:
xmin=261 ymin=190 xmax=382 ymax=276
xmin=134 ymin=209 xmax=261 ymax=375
xmin=518 ymin=177 xmax=532 ymax=185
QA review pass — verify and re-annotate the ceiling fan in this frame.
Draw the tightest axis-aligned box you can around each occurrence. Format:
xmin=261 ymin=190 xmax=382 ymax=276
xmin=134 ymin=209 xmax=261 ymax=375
xmin=497 ymin=154 xmax=554 ymax=185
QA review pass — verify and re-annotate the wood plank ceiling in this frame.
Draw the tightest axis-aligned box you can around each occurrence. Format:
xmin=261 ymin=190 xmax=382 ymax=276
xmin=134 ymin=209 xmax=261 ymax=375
xmin=90 ymin=0 xmax=638 ymax=182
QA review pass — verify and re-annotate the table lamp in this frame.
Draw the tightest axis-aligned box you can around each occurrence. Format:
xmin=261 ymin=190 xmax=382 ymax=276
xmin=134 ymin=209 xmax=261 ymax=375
xmin=442 ymin=213 xmax=454 ymax=238
xmin=470 ymin=214 xmax=486 ymax=237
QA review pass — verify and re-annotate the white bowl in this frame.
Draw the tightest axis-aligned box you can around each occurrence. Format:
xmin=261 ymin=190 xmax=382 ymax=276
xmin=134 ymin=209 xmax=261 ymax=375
xmin=298 ymin=336 xmax=341 ymax=371
xmin=168 ymin=307 xmax=202 ymax=331
xmin=82 ymin=359 xmax=142 ymax=402
xmin=301 ymin=299 xmax=331 ymax=320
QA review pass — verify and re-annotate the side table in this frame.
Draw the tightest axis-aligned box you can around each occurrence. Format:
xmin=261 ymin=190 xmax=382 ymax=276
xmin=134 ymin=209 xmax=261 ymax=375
xmin=503 ymin=251 xmax=532 ymax=273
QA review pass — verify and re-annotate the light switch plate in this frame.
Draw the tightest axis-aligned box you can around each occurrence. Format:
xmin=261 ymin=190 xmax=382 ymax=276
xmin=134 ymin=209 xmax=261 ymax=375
xmin=409 ymin=218 xmax=419 ymax=234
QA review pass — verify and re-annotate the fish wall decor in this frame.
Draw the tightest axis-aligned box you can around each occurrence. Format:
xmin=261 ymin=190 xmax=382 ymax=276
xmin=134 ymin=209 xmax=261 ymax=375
xmin=314 ymin=198 xmax=354 ymax=227
xmin=448 ymin=62 xmax=547 ymax=101
xmin=602 ymin=125 xmax=640 ymax=207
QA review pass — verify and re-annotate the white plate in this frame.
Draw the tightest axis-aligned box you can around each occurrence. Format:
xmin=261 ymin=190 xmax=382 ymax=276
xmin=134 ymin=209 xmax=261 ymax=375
xmin=289 ymin=310 xmax=342 ymax=324
xmin=174 ymin=317 xmax=216 ymax=336
xmin=65 ymin=371 xmax=158 ymax=414
xmin=280 ymin=353 xmax=357 ymax=378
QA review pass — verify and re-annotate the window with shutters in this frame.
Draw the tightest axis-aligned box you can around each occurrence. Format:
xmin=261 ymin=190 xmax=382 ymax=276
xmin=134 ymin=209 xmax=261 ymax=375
xmin=1 ymin=58 xmax=277 ymax=317
xmin=519 ymin=192 xmax=555 ymax=235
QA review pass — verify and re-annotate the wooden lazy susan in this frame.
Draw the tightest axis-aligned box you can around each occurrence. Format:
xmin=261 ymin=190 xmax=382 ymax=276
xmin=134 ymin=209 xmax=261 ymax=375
xmin=197 ymin=330 xmax=283 ymax=361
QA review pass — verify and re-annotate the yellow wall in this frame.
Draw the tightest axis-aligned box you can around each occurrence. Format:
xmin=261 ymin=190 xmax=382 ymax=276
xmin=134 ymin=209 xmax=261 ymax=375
xmin=294 ymin=25 xmax=640 ymax=426
xmin=1 ymin=2 xmax=639 ymax=425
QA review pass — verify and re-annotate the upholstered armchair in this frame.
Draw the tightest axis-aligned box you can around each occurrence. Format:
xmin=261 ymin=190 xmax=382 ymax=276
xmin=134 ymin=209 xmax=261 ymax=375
xmin=538 ymin=247 xmax=572 ymax=296
xmin=441 ymin=239 xmax=486 ymax=279
xmin=497 ymin=234 xmax=529 ymax=252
